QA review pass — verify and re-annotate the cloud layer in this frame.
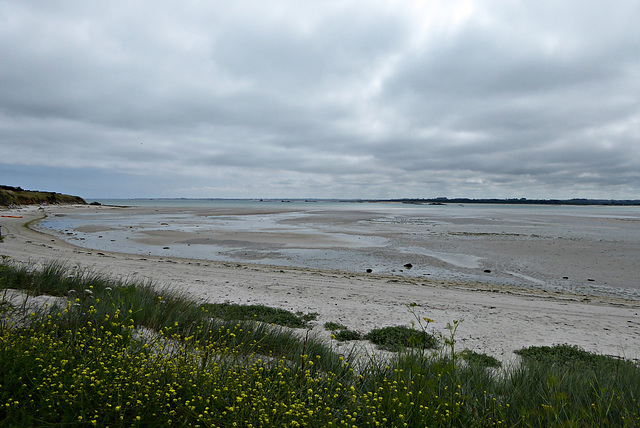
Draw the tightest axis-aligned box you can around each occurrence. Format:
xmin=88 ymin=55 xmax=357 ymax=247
xmin=1 ymin=0 xmax=639 ymax=198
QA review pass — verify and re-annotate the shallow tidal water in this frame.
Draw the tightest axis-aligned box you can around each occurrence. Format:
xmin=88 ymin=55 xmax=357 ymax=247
xmin=36 ymin=200 xmax=640 ymax=300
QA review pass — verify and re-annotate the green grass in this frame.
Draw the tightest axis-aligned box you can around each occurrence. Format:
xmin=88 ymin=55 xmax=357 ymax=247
xmin=460 ymin=349 xmax=502 ymax=368
xmin=364 ymin=325 xmax=439 ymax=352
xmin=0 ymin=261 xmax=342 ymax=374
xmin=202 ymin=302 xmax=317 ymax=328
xmin=334 ymin=329 xmax=362 ymax=342
xmin=1 ymin=260 xmax=640 ymax=427
xmin=324 ymin=321 xmax=362 ymax=342
xmin=324 ymin=321 xmax=348 ymax=331
xmin=515 ymin=343 xmax=633 ymax=370
xmin=0 ymin=186 xmax=86 ymax=206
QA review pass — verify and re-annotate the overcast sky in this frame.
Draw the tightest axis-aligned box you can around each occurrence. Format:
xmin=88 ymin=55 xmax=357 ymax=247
xmin=1 ymin=1 xmax=639 ymax=200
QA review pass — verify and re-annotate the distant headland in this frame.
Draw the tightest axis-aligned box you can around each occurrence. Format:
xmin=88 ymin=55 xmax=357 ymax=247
xmin=0 ymin=185 xmax=86 ymax=206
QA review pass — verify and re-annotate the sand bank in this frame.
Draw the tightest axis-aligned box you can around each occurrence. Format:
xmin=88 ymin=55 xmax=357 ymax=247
xmin=1 ymin=205 xmax=639 ymax=363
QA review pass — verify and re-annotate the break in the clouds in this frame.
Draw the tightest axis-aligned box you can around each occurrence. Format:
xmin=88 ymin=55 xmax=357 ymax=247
xmin=1 ymin=0 xmax=639 ymax=199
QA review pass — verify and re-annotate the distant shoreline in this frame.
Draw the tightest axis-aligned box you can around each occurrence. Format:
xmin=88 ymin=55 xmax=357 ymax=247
xmin=366 ymin=197 xmax=640 ymax=206
xmin=88 ymin=197 xmax=640 ymax=207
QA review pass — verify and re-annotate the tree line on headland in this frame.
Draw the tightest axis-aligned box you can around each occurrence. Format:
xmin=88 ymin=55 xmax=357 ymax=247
xmin=371 ymin=197 xmax=640 ymax=206
xmin=0 ymin=185 xmax=86 ymax=206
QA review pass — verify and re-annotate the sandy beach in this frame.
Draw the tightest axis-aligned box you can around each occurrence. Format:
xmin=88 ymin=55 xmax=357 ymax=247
xmin=1 ymin=204 xmax=639 ymax=363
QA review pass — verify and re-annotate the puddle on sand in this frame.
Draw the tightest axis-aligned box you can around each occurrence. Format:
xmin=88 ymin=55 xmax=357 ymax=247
xmin=398 ymin=247 xmax=482 ymax=269
xmin=504 ymin=271 xmax=546 ymax=286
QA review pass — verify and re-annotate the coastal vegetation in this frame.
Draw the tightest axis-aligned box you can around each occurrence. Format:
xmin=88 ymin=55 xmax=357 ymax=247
xmin=203 ymin=302 xmax=318 ymax=329
xmin=324 ymin=322 xmax=362 ymax=342
xmin=1 ymin=260 xmax=639 ymax=426
xmin=0 ymin=185 xmax=86 ymax=206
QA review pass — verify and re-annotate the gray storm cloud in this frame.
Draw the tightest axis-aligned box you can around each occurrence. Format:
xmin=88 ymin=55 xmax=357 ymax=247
xmin=1 ymin=0 xmax=639 ymax=198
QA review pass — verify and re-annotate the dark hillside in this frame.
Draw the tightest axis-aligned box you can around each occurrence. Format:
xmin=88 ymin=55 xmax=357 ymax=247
xmin=0 ymin=185 xmax=86 ymax=206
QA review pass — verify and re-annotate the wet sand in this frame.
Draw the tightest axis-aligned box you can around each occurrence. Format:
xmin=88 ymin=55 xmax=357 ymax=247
xmin=1 ymin=204 xmax=639 ymax=363
xmin=33 ymin=202 xmax=640 ymax=299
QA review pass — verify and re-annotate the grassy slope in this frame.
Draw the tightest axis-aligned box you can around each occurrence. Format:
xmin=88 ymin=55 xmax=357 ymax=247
xmin=1 ymin=261 xmax=639 ymax=427
xmin=0 ymin=185 xmax=86 ymax=206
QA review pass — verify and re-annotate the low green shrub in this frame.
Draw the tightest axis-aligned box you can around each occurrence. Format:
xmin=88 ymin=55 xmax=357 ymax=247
xmin=515 ymin=344 xmax=633 ymax=370
xmin=325 ymin=321 xmax=361 ymax=342
xmin=364 ymin=325 xmax=439 ymax=352
xmin=324 ymin=321 xmax=347 ymax=331
xmin=201 ymin=302 xmax=317 ymax=328
xmin=460 ymin=349 xmax=502 ymax=368
xmin=334 ymin=329 xmax=362 ymax=341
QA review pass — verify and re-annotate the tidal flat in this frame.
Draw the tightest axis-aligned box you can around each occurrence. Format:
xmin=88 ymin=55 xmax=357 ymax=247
xmin=36 ymin=201 xmax=640 ymax=300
